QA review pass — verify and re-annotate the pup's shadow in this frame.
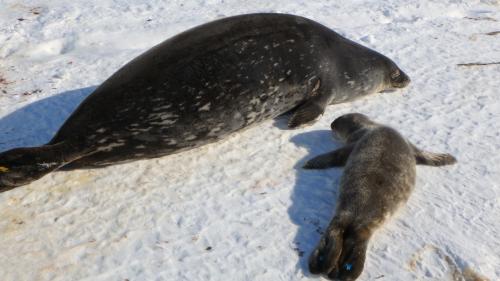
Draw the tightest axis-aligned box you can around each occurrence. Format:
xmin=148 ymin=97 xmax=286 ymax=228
xmin=0 ymin=86 xmax=96 ymax=151
xmin=288 ymin=129 xmax=344 ymax=275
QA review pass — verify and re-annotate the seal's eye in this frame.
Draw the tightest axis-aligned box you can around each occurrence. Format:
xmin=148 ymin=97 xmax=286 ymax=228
xmin=390 ymin=69 xmax=400 ymax=79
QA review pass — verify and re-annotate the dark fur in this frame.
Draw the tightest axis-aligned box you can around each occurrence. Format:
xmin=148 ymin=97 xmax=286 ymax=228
xmin=304 ymin=113 xmax=456 ymax=280
xmin=0 ymin=14 xmax=410 ymax=191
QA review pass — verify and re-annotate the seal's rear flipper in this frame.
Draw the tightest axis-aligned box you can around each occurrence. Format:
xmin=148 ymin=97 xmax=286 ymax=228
xmin=331 ymin=232 xmax=368 ymax=281
xmin=0 ymin=142 xmax=86 ymax=192
xmin=411 ymin=144 xmax=457 ymax=166
xmin=309 ymin=223 xmax=345 ymax=275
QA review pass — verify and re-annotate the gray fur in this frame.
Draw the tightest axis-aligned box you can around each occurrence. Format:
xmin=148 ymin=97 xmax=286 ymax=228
xmin=0 ymin=13 xmax=411 ymax=191
xmin=305 ymin=113 xmax=456 ymax=280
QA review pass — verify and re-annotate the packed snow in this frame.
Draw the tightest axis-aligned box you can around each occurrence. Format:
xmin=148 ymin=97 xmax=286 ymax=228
xmin=0 ymin=0 xmax=499 ymax=280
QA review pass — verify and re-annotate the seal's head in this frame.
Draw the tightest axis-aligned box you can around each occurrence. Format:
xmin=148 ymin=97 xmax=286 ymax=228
xmin=330 ymin=113 xmax=377 ymax=142
xmin=342 ymin=53 xmax=410 ymax=99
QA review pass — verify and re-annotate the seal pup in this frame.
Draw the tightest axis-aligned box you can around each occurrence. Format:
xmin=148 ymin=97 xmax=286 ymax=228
xmin=0 ymin=13 xmax=410 ymax=191
xmin=304 ymin=113 xmax=456 ymax=280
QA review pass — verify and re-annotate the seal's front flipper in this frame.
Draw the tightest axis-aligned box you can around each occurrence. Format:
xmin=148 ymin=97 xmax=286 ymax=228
xmin=411 ymin=144 xmax=457 ymax=166
xmin=303 ymin=145 xmax=354 ymax=169
xmin=288 ymin=78 xmax=331 ymax=128
xmin=0 ymin=142 xmax=87 ymax=192
xmin=288 ymin=100 xmax=326 ymax=128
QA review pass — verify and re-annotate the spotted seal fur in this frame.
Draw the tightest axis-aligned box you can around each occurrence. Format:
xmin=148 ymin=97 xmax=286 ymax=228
xmin=0 ymin=14 xmax=410 ymax=191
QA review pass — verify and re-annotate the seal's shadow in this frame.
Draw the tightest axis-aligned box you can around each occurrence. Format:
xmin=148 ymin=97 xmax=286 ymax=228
xmin=0 ymin=86 xmax=96 ymax=151
xmin=1 ymin=88 xmax=344 ymax=275
xmin=288 ymin=129 xmax=344 ymax=275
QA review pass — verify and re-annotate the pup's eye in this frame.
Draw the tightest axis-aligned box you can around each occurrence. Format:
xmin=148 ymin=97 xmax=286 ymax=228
xmin=390 ymin=69 xmax=400 ymax=79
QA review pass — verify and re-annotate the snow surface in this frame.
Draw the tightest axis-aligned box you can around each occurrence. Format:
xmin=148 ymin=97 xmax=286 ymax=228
xmin=0 ymin=0 xmax=499 ymax=280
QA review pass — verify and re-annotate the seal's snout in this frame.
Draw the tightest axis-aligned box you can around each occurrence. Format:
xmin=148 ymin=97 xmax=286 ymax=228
xmin=331 ymin=117 xmax=345 ymax=136
xmin=330 ymin=116 xmax=348 ymax=142
xmin=390 ymin=69 xmax=410 ymax=89
xmin=331 ymin=119 xmax=339 ymax=131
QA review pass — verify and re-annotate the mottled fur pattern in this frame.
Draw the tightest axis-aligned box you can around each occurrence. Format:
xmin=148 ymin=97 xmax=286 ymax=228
xmin=0 ymin=13 xmax=410 ymax=191
xmin=304 ymin=113 xmax=456 ymax=280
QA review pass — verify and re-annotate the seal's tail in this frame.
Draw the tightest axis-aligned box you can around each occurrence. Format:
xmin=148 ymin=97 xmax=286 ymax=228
xmin=0 ymin=142 xmax=85 ymax=192
xmin=413 ymin=147 xmax=457 ymax=166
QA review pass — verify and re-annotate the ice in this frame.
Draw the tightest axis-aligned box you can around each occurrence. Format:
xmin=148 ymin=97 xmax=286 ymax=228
xmin=0 ymin=1 xmax=498 ymax=280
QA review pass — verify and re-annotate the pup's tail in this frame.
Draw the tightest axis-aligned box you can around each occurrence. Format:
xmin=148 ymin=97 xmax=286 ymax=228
xmin=412 ymin=144 xmax=457 ymax=166
xmin=0 ymin=141 xmax=87 ymax=192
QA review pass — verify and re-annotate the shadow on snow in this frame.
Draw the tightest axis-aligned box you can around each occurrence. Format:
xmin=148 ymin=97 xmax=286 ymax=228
xmin=287 ymin=129 xmax=344 ymax=276
xmin=0 ymin=86 xmax=97 ymax=151
xmin=0 ymin=88 xmax=345 ymax=277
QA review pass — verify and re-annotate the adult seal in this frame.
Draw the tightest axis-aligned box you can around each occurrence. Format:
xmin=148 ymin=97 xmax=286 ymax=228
xmin=304 ymin=113 xmax=456 ymax=280
xmin=0 ymin=13 xmax=410 ymax=191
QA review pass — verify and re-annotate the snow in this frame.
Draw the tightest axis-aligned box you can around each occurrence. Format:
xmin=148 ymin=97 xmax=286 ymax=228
xmin=0 ymin=0 xmax=499 ymax=280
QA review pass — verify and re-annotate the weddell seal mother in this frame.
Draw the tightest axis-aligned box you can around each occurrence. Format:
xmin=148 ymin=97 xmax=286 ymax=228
xmin=304 ymin=113 xmax=456 ymax=281
xmin=0 ymin=13 xmax=410 ymax=191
